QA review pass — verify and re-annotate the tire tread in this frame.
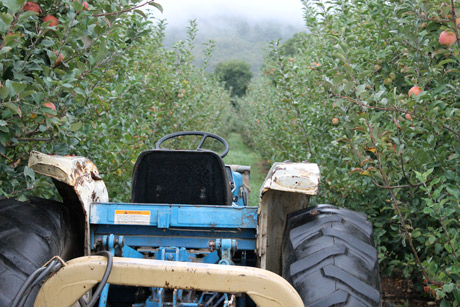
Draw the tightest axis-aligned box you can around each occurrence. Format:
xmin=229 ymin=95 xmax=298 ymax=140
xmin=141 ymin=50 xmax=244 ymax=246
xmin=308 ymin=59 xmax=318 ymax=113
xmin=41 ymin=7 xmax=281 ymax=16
xmin=282 ymin=204 xmax=381 ymax=307
xmin=0 ymin=197 xmax=78 ymax=306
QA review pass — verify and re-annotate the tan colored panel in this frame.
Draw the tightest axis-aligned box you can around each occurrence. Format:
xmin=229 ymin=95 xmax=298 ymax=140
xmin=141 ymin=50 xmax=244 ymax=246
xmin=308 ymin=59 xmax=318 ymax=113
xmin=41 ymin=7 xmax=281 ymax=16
xmin=35 ymin=256 xmax=303 ymax=307
xmin=258 ymin=190 xmax=310 ymax=274
xmin=257 ymin=161 xmax=320 ymax=274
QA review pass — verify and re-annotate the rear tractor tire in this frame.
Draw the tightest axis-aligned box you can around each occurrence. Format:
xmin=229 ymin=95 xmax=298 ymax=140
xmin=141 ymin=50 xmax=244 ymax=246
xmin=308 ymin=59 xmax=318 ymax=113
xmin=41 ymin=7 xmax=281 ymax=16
xmin=0 ymin=197 xmax=81 ymax=306
xmin=282 ymin=204 xmax=381 ymax=307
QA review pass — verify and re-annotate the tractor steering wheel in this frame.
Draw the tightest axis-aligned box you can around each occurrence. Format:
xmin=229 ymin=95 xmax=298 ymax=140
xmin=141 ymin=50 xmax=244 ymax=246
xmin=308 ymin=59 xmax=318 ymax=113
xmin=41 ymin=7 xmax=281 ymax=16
xmin=155 ymin=131 xmax=229 ymax=158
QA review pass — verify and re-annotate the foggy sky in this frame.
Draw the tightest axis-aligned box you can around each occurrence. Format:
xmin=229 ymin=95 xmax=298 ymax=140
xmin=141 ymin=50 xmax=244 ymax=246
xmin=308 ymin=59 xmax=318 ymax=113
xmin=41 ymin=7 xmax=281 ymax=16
xmin=147 ymin=0 xmax=306 ymax=28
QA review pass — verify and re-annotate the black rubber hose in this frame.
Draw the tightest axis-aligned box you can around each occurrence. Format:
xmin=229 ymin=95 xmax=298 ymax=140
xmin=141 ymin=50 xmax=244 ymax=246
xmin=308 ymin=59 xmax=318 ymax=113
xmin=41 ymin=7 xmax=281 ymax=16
xmin=10 ymin=259 xmax=63 ymax=307
xmin=9 ymin=267 xmax=47 ymax=307
xmin=78 ymin=251 xmax=113 ymax=307
xmin=18 ymin=260 xmax=62 ymax=307
xmin=78 ymin=297 xmax=87 ymax=307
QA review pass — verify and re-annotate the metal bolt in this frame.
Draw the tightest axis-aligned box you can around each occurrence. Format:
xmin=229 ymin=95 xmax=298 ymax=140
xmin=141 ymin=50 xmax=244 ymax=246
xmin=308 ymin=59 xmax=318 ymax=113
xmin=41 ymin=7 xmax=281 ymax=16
xmin=208 ymin=240 xmax=216 ymax=252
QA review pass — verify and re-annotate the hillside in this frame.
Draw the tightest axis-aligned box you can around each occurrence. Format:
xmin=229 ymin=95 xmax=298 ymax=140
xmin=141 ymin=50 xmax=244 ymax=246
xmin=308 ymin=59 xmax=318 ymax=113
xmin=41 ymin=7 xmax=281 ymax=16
xmin=162 ymin=16 xmax=303 ymax=74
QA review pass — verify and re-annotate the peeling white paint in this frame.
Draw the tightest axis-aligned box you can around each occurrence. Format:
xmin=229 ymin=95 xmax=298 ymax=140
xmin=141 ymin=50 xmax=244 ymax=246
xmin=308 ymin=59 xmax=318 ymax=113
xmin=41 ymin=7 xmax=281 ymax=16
xmin=28 ymin=151 xmax=108 ymax=255
xmin=260 ymin=162 xmax=320 ymax=196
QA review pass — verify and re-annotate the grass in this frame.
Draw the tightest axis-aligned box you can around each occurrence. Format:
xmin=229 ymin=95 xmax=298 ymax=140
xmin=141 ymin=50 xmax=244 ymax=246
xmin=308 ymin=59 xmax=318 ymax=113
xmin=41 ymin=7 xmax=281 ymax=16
xmin=223 ymin=133 xmax=268 ymax=206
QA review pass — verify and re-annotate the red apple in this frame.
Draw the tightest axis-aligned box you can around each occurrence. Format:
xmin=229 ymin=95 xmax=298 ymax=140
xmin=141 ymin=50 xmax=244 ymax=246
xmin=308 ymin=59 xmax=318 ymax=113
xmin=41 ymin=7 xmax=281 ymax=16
xmin=44 ymin=102 xmax=56 ymax=111
xmin=53 ymin=51 xmax=63 ymax=66
xmin=439 ymin=30 xmax=457 ymax=46
xmin=44 ymin=15 xmax=59 ymax=27
xmin=408 ymin=86 xmax=422 ymax=97
xmin=23 ymin=2 xmax=41 ymax=14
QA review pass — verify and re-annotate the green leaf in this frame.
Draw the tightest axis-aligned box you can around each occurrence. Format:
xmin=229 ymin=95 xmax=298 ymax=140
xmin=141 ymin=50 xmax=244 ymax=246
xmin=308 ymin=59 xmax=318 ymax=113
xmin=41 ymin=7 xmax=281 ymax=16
xmin=17 ymin=194 xmax=28 ymax=201
xmin=344 ymin=81 xmax=354 ymax=93
xmin=332 ymin=51 xmax=347 ymax=63
xmin=437 ymin=59 xmax=456 ymax=66
xmin=423 ymin=207 xmax=434 ymax=214
xmin=3 ymin=32 xmax=19 ymax=45
xmin=0 ymin=12 xmax=14 ymax=33
xmin=95 ymin=41 xmax=107 ymax=63
xmin=17 ymin=10 xmax=37 ymax=22
xmin=11 ymin=81 xmax=27 ymax=94
xmin=443 ymin=243 xmax=452 ymax=253
xmin=446 ymin=185 xmax=460 ymax=200
xmin=1 ymin=0 xmax=22 ymax=13
xmin=0 ymin=85 xmax=10 ymax=99
xmin=0 ymin=131 xmax=9 ymax=145
xmin=16 ymin=0 xmax=25 ymax=8
xmin=4 ymin=102 xmax=20 ymax=116
xmin=0 ymin=120 xmax=6 ymax=126
xmin=440 ymin=298 xmax=451 ymax=307
xmin=0 ymin=46 xmax=12 ymax=54
xmin=453 ymin=289 xmax=460 ymax=303
xmin=71 ymin=0 xmax=83 ymax=11
xmin=24 ymin=166 xmax=35 ymax=181
xmin=40 ymin=39 xmax=55 ymax=47
xmin=74 ymin=87 xmax=86 ymax=97
xmin=423 ymin=168 xmax=434 ymax=178
xmin=149 ymin=2 xmax=163 ymax=13
xmin=61 ymin=83 xmax=74 ymax=89
xmin=134 ymin=9 xmax=147 ymax=18
xmin=70 ymin=122 xmax=83 ymax=131
xmin=19 ymin=90 xmax=35 ymax=99
xmin=94 ymin=25 xmax=105 ymax=35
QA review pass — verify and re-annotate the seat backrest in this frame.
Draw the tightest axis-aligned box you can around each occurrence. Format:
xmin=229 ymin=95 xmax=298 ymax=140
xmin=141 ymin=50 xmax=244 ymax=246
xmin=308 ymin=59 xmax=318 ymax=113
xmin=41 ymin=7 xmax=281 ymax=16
xmin=131 ymin=150 xmax=232 ymax=205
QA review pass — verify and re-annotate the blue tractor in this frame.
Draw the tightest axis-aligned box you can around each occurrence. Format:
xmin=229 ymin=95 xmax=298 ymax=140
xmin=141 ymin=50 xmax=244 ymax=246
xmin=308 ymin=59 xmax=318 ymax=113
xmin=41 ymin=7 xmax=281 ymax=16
xmin=0 ymin=131 xmax=381 ymax=306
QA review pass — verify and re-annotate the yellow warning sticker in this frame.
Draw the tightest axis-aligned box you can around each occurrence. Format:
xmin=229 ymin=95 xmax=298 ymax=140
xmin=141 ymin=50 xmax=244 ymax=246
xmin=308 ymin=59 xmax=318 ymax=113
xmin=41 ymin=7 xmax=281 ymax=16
xmin=114 ymin=210 xmax=150 ymax=225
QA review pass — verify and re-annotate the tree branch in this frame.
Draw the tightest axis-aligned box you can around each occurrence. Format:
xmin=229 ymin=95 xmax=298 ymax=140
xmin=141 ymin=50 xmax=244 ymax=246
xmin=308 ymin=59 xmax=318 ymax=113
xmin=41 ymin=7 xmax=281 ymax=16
xmin=93 ymin=0 xmax=157 ymax=17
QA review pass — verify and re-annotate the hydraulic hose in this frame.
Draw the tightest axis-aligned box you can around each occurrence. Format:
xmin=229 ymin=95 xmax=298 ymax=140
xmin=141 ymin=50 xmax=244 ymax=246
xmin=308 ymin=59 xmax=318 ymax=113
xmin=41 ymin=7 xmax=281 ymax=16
xmin=9 ymin=250 xmax=112 ymax=307
xmin=78 ymin=250 xmax=113 ymax=307
xmin=9 ymin=259 xmax=63 ymax=307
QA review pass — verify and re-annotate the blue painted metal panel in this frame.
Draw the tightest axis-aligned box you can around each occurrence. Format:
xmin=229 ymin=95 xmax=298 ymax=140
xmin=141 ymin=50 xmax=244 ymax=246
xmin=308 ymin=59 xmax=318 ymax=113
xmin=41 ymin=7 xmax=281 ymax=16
xmin=91 ymin=226 xmax=256 ymax=250
xmin=202 ymin=251 xmax=219 ymax=264
xmin=122 ymin=244 xmax=144 ymax=258
xmin=157 ymin=211 xmax=171 ymax=228
xmin=177 ymin=208 xmax=242 ymax=226
xmin=90 ymin=203 xmax=257 ymax=229
xmin=232 ymin=172 xmax=245 ymax=206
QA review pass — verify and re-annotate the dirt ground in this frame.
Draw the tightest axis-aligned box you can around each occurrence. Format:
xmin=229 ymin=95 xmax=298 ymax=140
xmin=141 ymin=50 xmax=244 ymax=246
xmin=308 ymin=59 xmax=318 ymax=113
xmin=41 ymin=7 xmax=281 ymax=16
xmin=381 ymin=276 xmax=439 ymax=307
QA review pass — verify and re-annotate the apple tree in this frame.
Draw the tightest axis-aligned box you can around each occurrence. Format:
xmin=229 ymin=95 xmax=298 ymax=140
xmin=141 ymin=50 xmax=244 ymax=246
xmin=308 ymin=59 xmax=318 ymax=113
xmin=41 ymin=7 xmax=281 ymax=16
xmin=0 ymin=1 xmax=233 ymax=201
xmin=239 ymin=0 xmax=460 ymax=303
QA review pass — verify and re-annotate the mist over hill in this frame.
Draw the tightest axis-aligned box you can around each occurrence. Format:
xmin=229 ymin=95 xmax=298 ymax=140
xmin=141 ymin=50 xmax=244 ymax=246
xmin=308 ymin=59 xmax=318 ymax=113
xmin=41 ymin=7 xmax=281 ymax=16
xmin=160 ymin=15 xmax=304 ymax=74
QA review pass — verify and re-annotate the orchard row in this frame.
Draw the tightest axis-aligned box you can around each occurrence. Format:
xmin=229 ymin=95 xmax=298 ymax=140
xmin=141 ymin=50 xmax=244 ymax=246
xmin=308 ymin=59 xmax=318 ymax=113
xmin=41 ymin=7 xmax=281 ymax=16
xmin=239 ymin=0 xmax=459 ymax=304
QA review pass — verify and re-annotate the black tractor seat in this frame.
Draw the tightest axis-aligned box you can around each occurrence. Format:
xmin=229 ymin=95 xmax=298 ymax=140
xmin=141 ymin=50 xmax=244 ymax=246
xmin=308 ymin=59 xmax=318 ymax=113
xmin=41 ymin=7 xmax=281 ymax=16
xmin=131 ymin=150 xmax=232 ymax=206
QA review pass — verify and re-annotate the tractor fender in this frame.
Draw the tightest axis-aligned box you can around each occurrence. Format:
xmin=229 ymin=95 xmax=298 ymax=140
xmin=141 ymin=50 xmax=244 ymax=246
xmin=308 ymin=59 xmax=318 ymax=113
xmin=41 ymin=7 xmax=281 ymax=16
xmin=28 ymin=151 xmax=108 ymax=255
xmin=257 ymin=161 xmax=320 ymax=275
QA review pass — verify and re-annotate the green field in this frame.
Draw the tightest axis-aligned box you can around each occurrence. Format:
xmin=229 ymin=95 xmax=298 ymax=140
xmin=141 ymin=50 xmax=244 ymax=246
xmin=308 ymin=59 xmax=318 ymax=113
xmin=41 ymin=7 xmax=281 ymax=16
xmin=223 ymin=133 xmax=268 ymax=206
